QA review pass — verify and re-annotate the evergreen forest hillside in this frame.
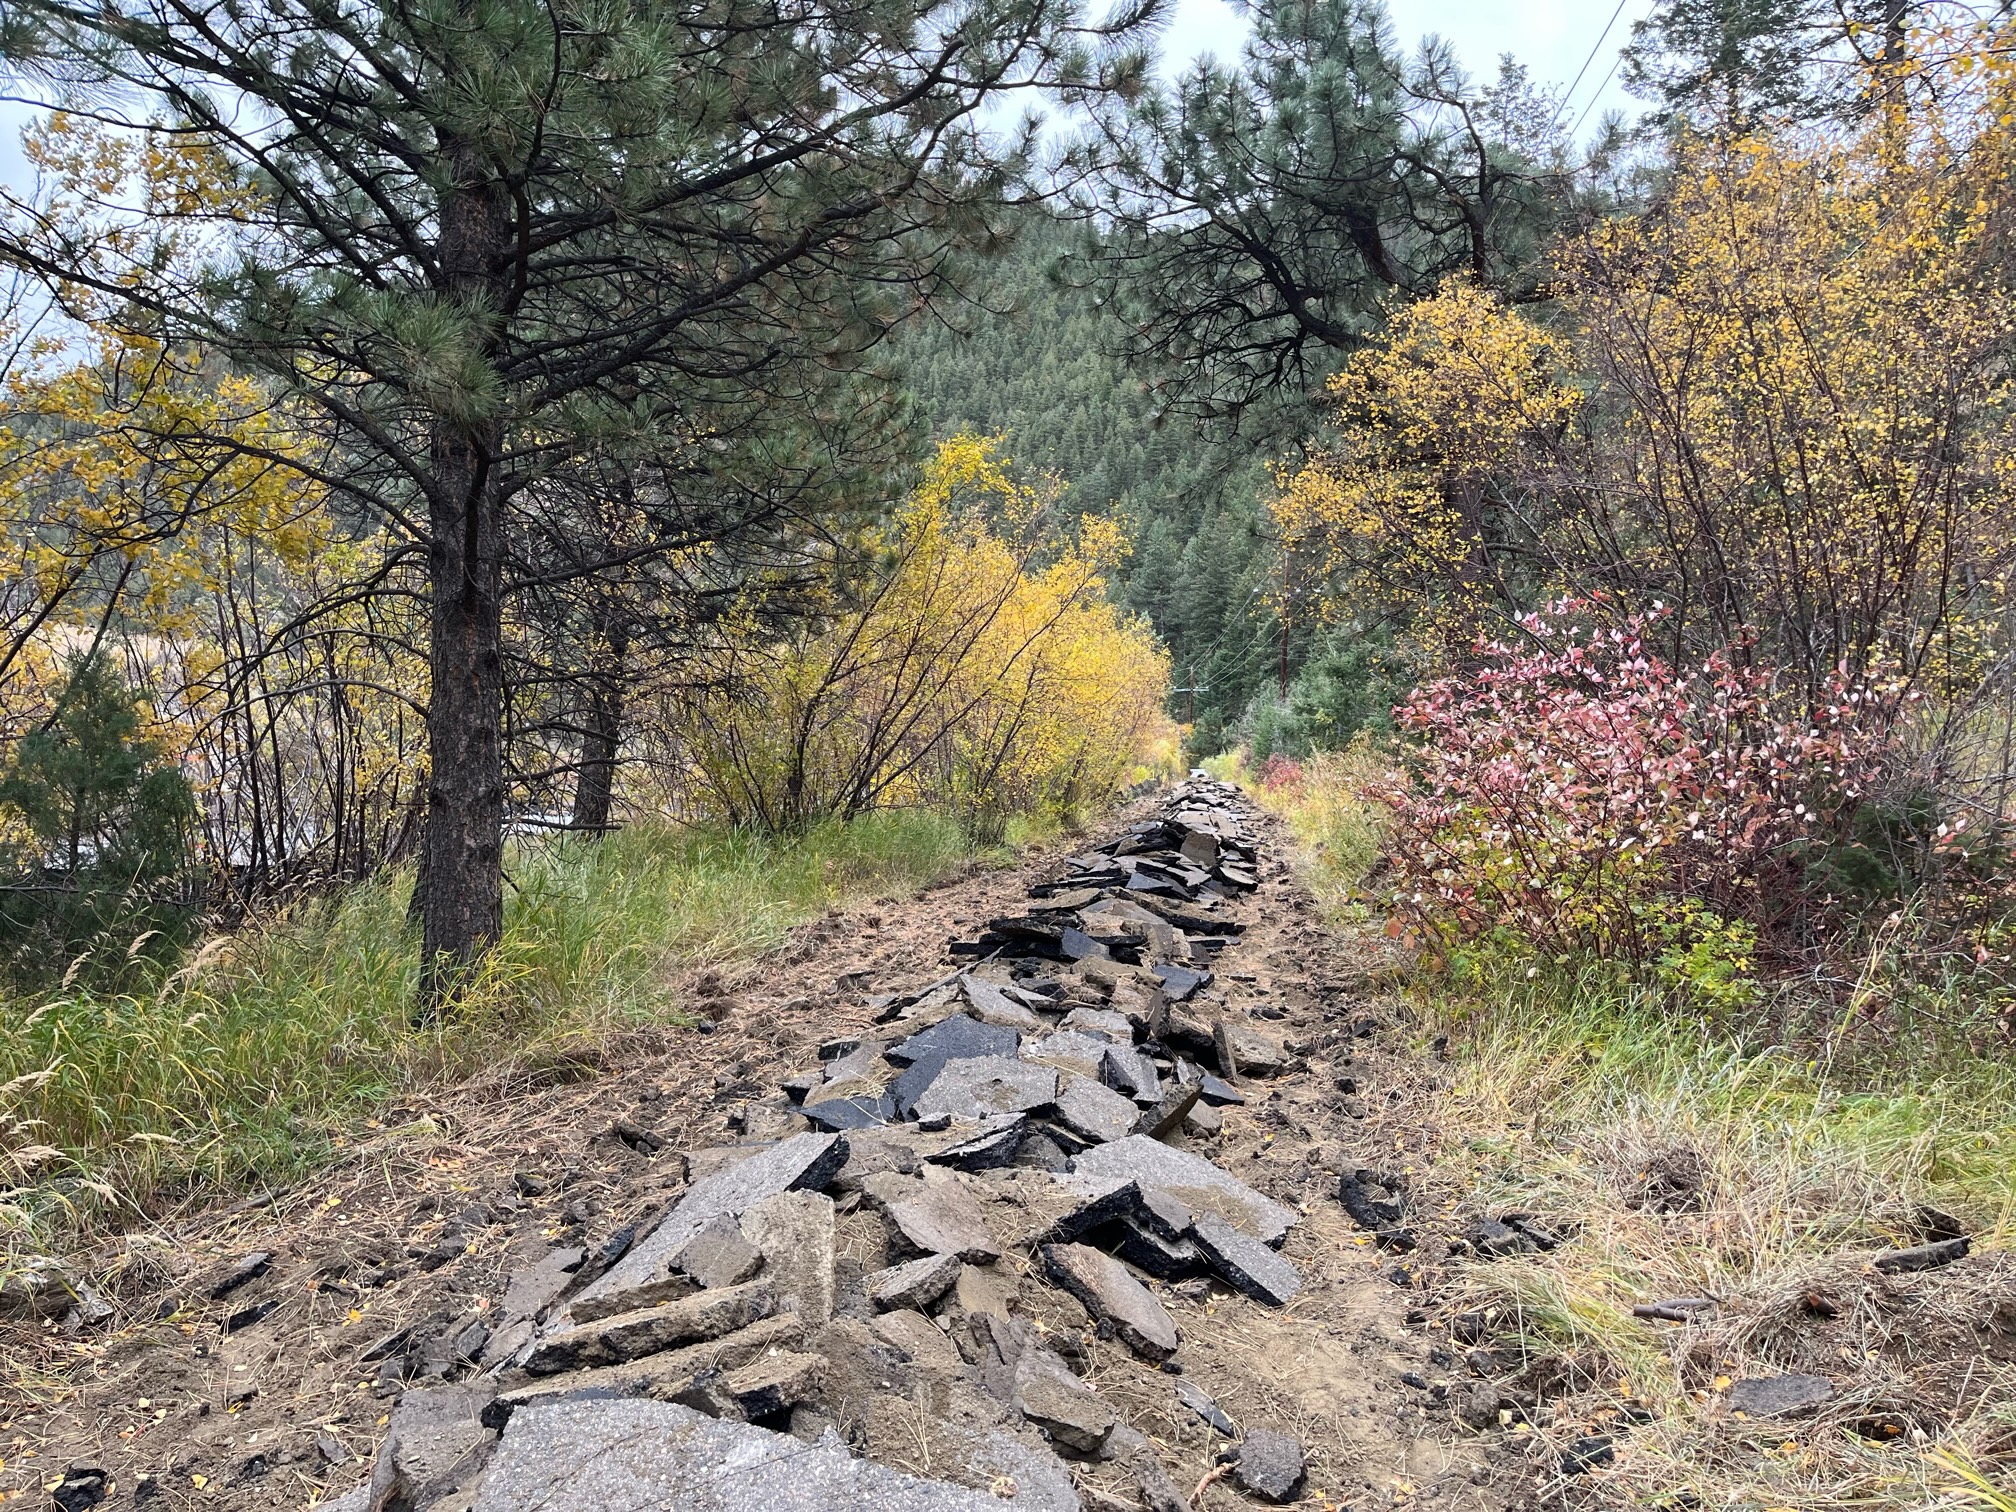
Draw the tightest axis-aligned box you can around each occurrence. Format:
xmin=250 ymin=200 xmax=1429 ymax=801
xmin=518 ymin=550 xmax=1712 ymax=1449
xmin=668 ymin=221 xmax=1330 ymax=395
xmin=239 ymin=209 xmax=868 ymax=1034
xmin=893 ymin=219 xmax=1282 ymax=745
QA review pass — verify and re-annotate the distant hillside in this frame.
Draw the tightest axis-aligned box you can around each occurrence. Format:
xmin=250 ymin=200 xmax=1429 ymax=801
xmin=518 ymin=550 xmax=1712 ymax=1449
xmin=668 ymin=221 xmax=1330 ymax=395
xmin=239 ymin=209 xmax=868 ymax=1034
xmin=893 ymin=215 xmax=1285 ymax=744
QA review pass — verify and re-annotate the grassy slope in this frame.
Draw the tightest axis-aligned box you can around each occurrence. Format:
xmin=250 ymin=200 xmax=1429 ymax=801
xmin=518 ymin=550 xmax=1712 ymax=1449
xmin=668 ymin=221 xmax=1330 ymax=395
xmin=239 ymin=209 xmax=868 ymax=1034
xmin=0 ymin=812 xmax=983 ymax=1254
xmin=1230 ymin=748 xmax=2016 ymax=1510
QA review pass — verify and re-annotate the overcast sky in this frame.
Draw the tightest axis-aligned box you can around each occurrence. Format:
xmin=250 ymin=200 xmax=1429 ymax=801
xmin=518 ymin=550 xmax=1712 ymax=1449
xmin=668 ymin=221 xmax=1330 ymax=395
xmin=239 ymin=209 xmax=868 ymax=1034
xmin=0 ymin=0 xmax=1649 ymax=195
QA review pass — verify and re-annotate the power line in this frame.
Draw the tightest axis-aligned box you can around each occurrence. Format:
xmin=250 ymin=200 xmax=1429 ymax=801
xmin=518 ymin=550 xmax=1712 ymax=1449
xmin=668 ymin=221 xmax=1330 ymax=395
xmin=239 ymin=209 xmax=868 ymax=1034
xmin=1550 ymin=0 xmax=1635 ymax=131
xmin=1568 ymin=50 xmax=1628 ymax=138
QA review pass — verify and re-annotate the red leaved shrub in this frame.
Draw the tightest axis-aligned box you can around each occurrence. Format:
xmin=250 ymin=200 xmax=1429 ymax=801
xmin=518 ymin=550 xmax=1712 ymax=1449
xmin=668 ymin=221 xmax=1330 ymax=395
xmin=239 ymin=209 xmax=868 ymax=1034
xmin=1384 ymin=600 xmax=1900 ymax=966
xmin=1256 ymin=753 xmax=1305 ymax=792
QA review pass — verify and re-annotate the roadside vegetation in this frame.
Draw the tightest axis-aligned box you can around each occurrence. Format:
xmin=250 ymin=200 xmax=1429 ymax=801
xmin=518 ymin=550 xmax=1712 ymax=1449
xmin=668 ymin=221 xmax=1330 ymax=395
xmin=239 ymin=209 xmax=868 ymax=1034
xmin=0 ymin=419 xmax=1175 ymax=1261
xmin=1194 ymin=75 xmax=2016 ymax=1491
xmin=0 ymin=813 xmax=998 ymax=1253
xmin=1231 ymin=732 xmax=2016 ymax=1509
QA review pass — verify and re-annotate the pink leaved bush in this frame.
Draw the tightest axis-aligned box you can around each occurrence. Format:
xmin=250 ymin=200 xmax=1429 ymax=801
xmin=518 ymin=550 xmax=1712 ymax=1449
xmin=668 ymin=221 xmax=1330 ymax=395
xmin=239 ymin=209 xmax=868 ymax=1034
xmin=1256 ymin=753 xmax=1304 ymax=792
xmin=1383 ymin=600 xmax=1899 ymax=965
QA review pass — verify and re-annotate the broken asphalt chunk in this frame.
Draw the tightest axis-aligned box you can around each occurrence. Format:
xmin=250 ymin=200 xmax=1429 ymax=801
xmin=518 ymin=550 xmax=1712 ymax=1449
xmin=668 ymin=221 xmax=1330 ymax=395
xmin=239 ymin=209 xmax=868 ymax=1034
xmin=1560 ymin=1435 xmax=1615 ymax=1474
xmin=887 ymin=1012 xmax=1008 ymax=1072
xmin=1726 ymin=1374 xmax=1835 ymax=1417
xmin=741 ymin=1190 xmax=836 ymax=1325
xmin=1873 ymin=1236 xmax=1970 ymax=1273
xmin=800 ymin=1091 xmax=895 ymax=1131
xmin=480 ymin=1315 xmax=805 ymax=1430
xmin=1012 ymin=1345 xmax=1118 ymax=1454
xmin=526 ymin=1279 xmax=775 ymax=1374
xmin=928 ymin=1114 xmax=1027 ymax=1171
xmin=1189 ymin=1215 xmax=1302 ymax=1307
xmin=208 ymin=1251 xmax=272 ymax=1300
xmin=1068 ymin=1135 xmax=1298 ymax=1247
xmin=960 ymin=974 xmax=1049 ymax=1030
xmin=1221 ymin=1023 xmax=1286 ymax=1076
xmin=884 ymin=1179 xmax=1002 ymax=1262
xmin=866 ymin=1252 xmax=963 ymax=1312
xmin=468 ymin=1398 xmax=1026 ymax=1512
xmin=499 ymin=1245 xmax=587 ymax=1320
xmin=224 ymin=1299 xmax=279 ymax=1334
xmin=1461 ymin=1217 xmax=1537 ymax=1258
xmin=367 ymin=1382 xmax=498 ymax=1512
xmin=1022 ymin=1031 xmax=1117 ymax=1078
xmin=1174 ymin=1379 xmax=1235 ymax=1436
xmin=910 ymin=1056 xmax=1057 ymax=1123
xmin=888 ymin=1015 xmax=1019 ymax=1109
xmin=1111 ymin=1219 xmax=1202 ymax=1280
xmin=667 ymin=1216 xmax=762 ymax=1292
xmin=1053 ymin=1076 xmax=1141 ymax=1145
xmin=1041 ymin=1242 xmax=1179 ymax=1360
xmin=1140 ymin=1081 xmax=1202 ymax=1141
xmin=724 ymin=1350 xmax=827 ymax=1420
xmin=1100 ymin=1043 xmax=1163 ymax=1104
xmin=1151 ymin=963 xmax=1210 ymax=1001
xmin=1231 ymin=1428 xmax=1306 ymax=1503
xmin=1336 ymin=1169 xmax=1403 ymax=1229
xmin=567 ymin=1133 xmax=846 ymax=1320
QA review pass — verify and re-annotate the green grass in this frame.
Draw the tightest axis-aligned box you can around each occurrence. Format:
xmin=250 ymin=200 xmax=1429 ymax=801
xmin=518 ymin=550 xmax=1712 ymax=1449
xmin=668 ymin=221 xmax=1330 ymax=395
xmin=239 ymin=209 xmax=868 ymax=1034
xmin=0 ymin=811 xmax=979 ymax=1252
xmin=1428 ymin=959 xmax=2016 ymax=1268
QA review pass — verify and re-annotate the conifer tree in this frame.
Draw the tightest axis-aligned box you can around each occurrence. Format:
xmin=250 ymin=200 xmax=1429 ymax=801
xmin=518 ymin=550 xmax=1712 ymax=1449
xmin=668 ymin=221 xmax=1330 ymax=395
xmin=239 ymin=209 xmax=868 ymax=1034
xmin=1076 ymin=0 xmax=1578 ymax=440
xmin=0 ymin=651 xmax=194 ymax=978
xmin=1622 ymin=0 xmax=1915 ymax=129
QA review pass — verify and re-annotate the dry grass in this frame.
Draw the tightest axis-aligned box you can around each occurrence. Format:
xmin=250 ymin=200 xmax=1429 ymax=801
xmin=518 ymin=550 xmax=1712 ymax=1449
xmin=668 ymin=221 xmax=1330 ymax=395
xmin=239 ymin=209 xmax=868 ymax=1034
xmin=1205 ymin=742 xmax=1390 ymax=920
xmin=1364 ymin=964 xmax=2016 ymax=1511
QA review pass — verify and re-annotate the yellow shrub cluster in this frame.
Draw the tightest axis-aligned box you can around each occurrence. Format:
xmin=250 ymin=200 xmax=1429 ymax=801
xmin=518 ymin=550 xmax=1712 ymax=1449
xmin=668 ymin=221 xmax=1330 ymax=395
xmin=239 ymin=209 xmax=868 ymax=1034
xmin=670 ymin=435 xmax=1176 ymax=836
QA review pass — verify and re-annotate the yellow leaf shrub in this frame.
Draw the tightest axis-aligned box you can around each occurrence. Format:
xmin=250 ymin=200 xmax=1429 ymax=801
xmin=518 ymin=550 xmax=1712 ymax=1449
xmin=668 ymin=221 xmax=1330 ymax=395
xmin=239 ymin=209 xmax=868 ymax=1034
xmin=1274 ymin=29 xmax=2016 ymax=710
xmin=669 ymin=435 xmax=1175 ymax=836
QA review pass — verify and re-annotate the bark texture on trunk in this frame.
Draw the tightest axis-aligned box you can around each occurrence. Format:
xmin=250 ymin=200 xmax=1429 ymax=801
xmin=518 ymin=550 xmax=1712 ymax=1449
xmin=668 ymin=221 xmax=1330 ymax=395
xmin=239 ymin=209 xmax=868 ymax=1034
xmin=418 ymin=143 xmax=512 ymax=1015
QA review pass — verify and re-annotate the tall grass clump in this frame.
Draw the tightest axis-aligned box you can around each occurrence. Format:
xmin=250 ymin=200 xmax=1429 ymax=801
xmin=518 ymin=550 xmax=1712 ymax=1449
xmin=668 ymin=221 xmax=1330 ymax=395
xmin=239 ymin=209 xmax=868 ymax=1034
xmin=0 ymin=810 xmax=977 ymax=1251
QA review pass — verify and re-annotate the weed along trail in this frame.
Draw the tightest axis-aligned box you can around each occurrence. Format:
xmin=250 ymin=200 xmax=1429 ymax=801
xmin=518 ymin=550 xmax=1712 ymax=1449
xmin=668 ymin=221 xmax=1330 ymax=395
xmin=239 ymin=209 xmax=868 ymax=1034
xmin=1 ymin=780 xmax=1500 ymax=1511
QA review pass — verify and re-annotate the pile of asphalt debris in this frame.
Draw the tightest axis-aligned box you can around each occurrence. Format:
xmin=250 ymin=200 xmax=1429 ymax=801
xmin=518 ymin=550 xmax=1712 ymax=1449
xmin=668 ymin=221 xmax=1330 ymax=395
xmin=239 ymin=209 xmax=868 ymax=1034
xmin=318 ymin=778 xmax=1320 ymax=1511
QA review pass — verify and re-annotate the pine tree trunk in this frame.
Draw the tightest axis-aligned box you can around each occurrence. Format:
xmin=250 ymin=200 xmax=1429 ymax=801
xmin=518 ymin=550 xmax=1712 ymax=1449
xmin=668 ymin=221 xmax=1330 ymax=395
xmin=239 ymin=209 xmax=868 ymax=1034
xmin=418 ymin=142 xmax=512 ymax=1016
xmin=571 ymin=615 xmax=627 ymax=835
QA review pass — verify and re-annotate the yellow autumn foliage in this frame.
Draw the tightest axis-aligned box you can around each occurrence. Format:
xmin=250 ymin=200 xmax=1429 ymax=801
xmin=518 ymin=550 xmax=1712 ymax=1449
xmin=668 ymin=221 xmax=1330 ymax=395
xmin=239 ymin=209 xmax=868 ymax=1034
xmin=0 ymin=113 xmax=332 ymax=748
xmin=670 ymin=434 xmax=1176 ymax=836
xmin=1274 ymin=29 xmax=2016 ymax=698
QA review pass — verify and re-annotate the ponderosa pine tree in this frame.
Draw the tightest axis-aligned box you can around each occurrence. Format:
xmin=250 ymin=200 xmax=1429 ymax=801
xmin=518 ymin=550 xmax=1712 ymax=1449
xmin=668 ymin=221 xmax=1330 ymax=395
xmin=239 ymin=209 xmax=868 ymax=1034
xmin=0 ymin=0 xmax=1153 ymax=1009
xmin=1075 ymin=0 xmax=1582 ymax=440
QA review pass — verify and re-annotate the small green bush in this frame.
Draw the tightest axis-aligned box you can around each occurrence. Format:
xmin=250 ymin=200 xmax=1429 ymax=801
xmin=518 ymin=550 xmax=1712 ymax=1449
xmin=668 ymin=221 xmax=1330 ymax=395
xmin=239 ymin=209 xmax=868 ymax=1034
xmin=0 ymin=652 xmax=197 ymax=986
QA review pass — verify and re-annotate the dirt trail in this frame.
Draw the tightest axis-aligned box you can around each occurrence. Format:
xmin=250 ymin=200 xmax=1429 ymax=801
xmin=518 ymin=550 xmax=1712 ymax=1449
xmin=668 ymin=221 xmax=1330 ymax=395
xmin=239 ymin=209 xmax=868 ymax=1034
xmin=1 ymin=786 xmax=1505 ymax=1511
